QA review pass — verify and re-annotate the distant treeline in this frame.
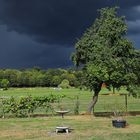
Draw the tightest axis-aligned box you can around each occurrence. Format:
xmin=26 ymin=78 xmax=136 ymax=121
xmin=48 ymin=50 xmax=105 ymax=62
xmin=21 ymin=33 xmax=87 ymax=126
xmin=0 ymin=68 xmax=83 ymax=88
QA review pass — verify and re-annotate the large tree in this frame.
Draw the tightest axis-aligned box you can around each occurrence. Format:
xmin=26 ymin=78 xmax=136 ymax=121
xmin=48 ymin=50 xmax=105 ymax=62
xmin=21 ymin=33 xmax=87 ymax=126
xmin=72 ymin=7 xmax=140 ymax=113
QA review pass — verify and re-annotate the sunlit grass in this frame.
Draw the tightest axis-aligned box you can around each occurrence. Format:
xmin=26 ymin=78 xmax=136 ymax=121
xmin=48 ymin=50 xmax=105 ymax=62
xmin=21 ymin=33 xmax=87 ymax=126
xmin=0 ymin=116 xmax=140 ymax=140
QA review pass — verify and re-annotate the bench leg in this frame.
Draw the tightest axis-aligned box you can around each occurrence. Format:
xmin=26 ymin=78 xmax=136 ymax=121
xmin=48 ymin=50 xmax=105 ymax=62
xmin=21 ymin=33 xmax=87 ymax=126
xmin=56 ymin=129 xmax=58 ymax=133
xmin=66 ymin=129 xmax=69 ymax=134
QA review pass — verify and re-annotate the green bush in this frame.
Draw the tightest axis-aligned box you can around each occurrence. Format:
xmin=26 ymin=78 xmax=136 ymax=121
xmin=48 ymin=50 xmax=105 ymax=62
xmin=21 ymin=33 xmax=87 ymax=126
xmin=58 ymin=79 xmax=71 ymax=89
xmin=0 ymin=79 xmax=9 ymax=90
xmin=0 ymin=94 xmax=66 ymax=118
xmin=127 ymin=86 xmax=140 ymax=98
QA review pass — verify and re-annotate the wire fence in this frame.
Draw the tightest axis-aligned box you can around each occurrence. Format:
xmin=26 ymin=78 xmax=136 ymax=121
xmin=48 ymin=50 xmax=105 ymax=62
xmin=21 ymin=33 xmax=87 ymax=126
xmin=0 ymin=94 xmax=140 ymax=118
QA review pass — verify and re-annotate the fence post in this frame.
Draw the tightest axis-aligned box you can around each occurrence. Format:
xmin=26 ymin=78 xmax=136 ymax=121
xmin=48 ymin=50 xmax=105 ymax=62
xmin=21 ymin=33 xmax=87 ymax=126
xmin=125 ymin=94 xmax=128 ymax=112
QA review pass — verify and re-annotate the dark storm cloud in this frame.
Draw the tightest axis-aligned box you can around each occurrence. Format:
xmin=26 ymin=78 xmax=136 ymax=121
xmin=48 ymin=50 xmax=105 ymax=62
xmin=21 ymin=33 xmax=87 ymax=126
xmin=0 ymin=0 xmax=120 ymax=45
xmin=1 ymin=0 xmax=140 ymax=44
xmin=0 ymin=0 xmax=95 ymax=45
xmin=124 ymin=6 xmax=140 ymax=35
xmin=0 ymin=25 xmax=73 ymax=68
xmin=0 ymin=0 xmax=139 ymax=69
xmin=0 ymin=0 xmax=140 ymax=45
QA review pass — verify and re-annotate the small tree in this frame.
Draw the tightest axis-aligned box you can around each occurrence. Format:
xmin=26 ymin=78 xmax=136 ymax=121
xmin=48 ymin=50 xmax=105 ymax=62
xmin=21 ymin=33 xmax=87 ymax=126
xmin=72 ymin=7 xmax=140 ymax=113
xmin=0 ymin=79 xmax=10 ymax=90
xmin=58 ymin=79 xmax=71 ymax=89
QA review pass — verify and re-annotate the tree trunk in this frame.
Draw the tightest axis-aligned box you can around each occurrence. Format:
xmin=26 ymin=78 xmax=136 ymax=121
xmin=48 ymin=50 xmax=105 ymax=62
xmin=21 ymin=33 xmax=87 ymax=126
xmin=87 ymin=92 xmax=99 ymax=114
xmin=86 ymin=83 xmax=102 ymax=114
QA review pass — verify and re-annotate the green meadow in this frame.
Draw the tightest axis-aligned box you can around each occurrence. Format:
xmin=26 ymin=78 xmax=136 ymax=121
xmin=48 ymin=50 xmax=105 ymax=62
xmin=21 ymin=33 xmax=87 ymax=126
xmin=0 ymin=88 xmax=140 ymax=140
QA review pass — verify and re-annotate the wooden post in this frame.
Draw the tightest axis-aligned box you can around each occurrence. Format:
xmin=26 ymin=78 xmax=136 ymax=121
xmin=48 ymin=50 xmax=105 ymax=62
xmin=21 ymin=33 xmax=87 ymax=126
xmin=125 ymin=94 xmax=128 ymax=112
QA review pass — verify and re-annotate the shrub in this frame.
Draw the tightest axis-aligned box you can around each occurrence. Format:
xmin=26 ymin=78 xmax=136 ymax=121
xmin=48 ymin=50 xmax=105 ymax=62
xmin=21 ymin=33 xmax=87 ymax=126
xmin=58 ymin=79 xmax=71 ymax=89
xmin=0 ymin=94 xmax=66 ymax=118
xmin=127 ymin=85 xmax=140 ymax=98
xmin=0 ymin=79 xmax=9 ymax=90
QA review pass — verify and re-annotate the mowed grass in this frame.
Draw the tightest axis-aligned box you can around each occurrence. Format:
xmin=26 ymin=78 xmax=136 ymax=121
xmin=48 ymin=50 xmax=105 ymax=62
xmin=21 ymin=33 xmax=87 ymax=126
xmin=0 ymin=87 xmax=140 ymax=112
xmin=0 ymin=115 xmax=140 ymax=140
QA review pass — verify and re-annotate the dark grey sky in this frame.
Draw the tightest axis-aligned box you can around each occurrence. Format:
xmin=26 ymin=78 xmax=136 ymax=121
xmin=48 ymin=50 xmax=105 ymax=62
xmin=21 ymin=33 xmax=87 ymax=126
xmin=0 ymin=0 xmax=140 ymax=69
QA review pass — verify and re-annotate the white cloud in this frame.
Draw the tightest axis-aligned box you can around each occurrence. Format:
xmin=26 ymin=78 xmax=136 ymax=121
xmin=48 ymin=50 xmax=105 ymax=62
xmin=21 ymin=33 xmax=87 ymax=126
xmin=133 ymin=5 xmax=140 ymax=12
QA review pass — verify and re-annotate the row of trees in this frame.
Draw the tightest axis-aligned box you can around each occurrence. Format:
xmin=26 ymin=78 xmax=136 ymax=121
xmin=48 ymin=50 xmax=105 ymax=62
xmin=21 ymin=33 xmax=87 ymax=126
xmin=0 ymin=68 xmax=83 ymax=88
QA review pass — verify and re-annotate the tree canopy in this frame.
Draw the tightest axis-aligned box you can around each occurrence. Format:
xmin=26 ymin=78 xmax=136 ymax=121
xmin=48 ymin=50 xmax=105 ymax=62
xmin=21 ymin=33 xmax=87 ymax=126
xmin=0 ymin=68 xmax=81 ymax=88
xmin=72 ymin=7 xmax=140 ymax=113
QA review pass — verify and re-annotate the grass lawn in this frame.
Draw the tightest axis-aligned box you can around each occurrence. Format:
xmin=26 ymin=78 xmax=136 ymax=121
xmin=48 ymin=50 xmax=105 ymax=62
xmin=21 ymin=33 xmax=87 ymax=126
xmin=0 ymin=88 xmax=140 ymax=140
xmin=0 ymin=115 xmax=140 ymax=140
xmin=0 ymin=87 xmax=127 ymax=97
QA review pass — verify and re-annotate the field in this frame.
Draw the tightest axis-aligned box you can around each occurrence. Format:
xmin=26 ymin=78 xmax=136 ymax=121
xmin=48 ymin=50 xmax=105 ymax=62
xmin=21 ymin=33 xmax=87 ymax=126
xmin=0 ymin=87 xmax=140 ymax=140
xmin=0 ymin=116 xmax=140 ymax=140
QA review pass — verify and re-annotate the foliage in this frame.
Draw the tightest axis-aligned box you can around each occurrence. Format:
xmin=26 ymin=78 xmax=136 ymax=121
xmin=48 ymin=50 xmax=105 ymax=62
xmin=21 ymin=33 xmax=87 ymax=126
xmin=74 ymin=95 xmax=80 ymax=115
xmin=72 ymin=7 xmax=140 ymax=99
xmin=0 ymin=68 xmax=82 ymax=88
xmin=71 ymin=7 xmax=140 ymax=113
xmin=1 ymin=94 xmax=65 ymax=118
xmin=58 ymin=79 xmax=71 ymax=89
xmin=127 ymin=85 xmax=140 ymax=98
xmin=0 ymin=79 xmax=10 ymax=90
xmin=51 ymin=76 xmax=61 ymax=87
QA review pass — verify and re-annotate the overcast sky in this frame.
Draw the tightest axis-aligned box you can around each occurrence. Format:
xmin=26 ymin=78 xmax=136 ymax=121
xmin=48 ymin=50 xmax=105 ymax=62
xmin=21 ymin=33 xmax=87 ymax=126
xmin=0 ymin=0 xmax=140 ymax=69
